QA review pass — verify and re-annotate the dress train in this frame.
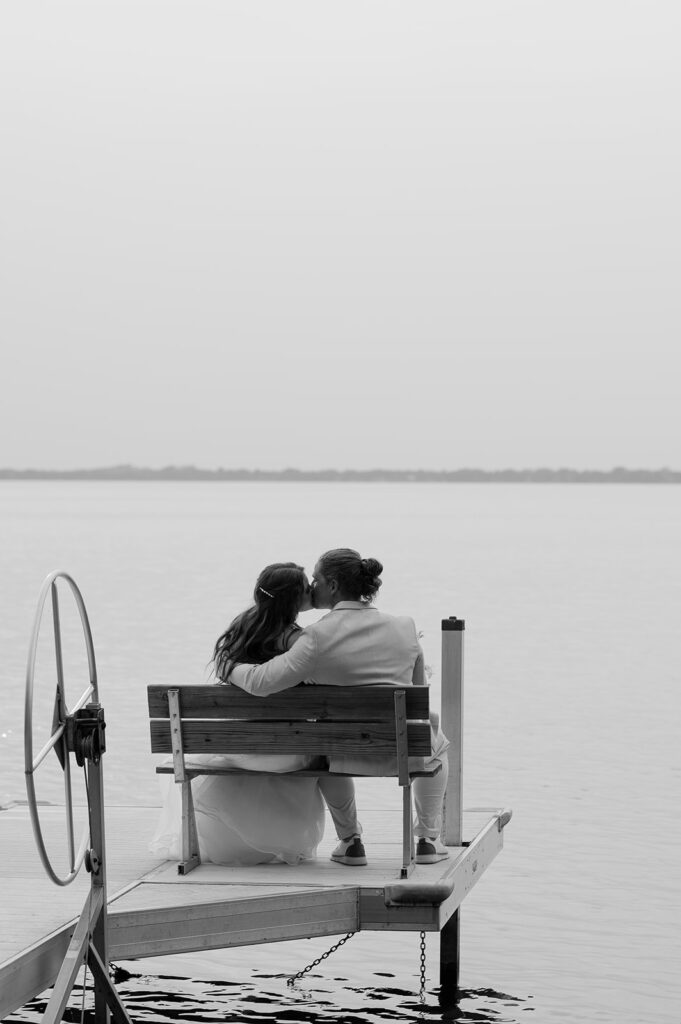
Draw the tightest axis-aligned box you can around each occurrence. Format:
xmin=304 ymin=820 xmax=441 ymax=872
xmin=149 ymin=753 xmax=326 ymax=866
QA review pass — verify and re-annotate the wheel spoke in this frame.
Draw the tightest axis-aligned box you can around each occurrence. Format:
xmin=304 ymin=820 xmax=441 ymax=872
xmin=51 ymin=582 xmax=66 ymax=700
xmin=49 ymin=582 xmax=69 ymax=770
xmin=70 ymin=685 xmax=95 ymax=715
xmin=30 ymin=723 xmax=67 ymax=773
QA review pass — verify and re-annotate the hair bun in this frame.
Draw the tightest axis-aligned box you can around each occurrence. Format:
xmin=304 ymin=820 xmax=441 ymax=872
xmin=360 ymin=557 xmax=383 ymax=578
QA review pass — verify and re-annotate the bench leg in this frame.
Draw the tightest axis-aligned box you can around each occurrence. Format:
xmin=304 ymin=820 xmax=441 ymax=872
xmin=400 ymin=783 xmax=414 ymax=878
xmin=179 ymin=780 xmax=200 ymax=875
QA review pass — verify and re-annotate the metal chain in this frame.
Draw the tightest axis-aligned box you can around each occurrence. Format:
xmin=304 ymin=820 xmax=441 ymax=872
xmin=419 ymin=931 xmax=427 ymax=1003
xmin=286 ymin=932 xmax=356 ymax=986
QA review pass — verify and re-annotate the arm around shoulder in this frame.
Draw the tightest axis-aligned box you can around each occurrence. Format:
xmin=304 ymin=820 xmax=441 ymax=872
xmin=229 ymin=631 xmax=317 ymax=696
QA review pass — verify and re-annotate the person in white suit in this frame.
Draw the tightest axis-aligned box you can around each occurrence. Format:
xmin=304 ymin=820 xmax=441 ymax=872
xmin=227 ymin=548 xmax=450 ymax=866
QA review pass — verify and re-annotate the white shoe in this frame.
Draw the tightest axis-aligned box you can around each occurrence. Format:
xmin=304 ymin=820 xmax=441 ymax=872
xmin=415 ymin=838 xmax=450 ymax=864
xmin=330 ymin=835 xmax=367 ymax=866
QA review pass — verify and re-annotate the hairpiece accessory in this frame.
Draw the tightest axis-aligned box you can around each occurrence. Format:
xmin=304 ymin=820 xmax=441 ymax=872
xmin=259 ymin=586 xmax=274 ymax=598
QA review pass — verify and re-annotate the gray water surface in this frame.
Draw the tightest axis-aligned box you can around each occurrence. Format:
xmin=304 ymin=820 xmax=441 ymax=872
xmin=1 ymin=481 xmax=679 ymax=1022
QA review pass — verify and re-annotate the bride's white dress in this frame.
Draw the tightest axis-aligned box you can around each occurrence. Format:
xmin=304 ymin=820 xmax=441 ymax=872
xmin=150 ymin=625 xmax=326 ymax=866
xmin=149 ymin=752 xmax=326 ymax=866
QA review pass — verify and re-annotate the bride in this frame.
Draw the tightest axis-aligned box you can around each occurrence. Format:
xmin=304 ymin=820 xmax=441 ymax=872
xmin=149 ymin=563 xmax=325 ymax=866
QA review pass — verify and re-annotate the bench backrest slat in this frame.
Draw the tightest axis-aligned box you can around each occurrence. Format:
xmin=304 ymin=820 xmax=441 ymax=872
xmin=148 ymin=683 xmax=429 ymax=721
xmin=149 ymin=719 xmax=432 ymax=758
xmin=148 ymin=683 xmax=433 ymax=771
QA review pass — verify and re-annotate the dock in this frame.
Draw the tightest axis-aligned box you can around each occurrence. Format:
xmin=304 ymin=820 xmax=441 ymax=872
xmin=6 ymin=583 xmax=512 ymax=1020
xmin=0 ymin=798 xmax=510 ymax=1019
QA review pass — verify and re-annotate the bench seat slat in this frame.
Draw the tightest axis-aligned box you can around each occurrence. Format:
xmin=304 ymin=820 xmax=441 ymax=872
xmin=147 ymin=684 xmax=430 ymax=721
xmin=155 ymin=763 xmax=442 ymax=779
xmin=150 ymin=720 xmax=432 ymax=757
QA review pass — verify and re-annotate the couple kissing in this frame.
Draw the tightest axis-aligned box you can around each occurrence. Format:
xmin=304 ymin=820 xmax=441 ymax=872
xmin=212 ymin=547 xmax=450 ymax=867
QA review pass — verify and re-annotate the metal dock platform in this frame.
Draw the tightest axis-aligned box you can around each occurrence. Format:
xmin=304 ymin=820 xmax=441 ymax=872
xmin=0 ymin=800 xmax=510 ymax=1018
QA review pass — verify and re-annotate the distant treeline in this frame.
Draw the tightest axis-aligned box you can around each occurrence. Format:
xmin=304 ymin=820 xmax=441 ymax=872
xmin=1 ymin=465 xmax=680 ymax=483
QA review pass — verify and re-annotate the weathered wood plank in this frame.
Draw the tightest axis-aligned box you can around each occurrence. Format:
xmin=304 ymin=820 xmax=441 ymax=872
xmin=148 ymin=684 xmax=430 ymax=721
xmin=155 ymin=764 xmax=442 ymax=779
xmin=149 ymin=720 xmax=432 ymax=756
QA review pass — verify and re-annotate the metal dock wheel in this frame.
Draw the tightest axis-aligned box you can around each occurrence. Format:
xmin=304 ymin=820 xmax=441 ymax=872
xmin=24 ymin=570 xmax=99 ymax=886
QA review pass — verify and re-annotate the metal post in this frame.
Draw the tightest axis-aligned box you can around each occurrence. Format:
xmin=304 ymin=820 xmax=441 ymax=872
xmin=41 ymin=703 xmax=132 ymax=1024
xmin=84 ymin=708 xmax=133 ymax=1024
xmin=440 ymin=617 xmax=464 ymax=1006
xmin=439 ymin=910 xmax=460 ymax=1007
xmin=87 ymin=742 xmax=109 ymax=1024
xmin=441 ymin=617 xmax=464 ymax=846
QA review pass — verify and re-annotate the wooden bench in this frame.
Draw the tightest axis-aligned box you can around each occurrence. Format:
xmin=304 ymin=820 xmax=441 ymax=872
xmin=148 ymin=683 xmax=442 ymax=878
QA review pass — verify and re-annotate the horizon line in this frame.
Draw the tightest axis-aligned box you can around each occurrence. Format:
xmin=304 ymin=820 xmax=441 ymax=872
xmin=1 ymin=464 xmax=680 ymax=482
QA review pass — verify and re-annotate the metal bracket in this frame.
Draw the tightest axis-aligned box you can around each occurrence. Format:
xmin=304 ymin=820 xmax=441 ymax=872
xmin=167 ymin=689 xmax=186 ymax=782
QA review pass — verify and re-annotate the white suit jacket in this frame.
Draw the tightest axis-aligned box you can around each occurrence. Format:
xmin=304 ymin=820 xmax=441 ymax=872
xmin=228 ymin=601 xmax=447 ymax=773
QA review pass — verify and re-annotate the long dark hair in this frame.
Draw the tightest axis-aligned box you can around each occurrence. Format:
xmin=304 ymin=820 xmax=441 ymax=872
xmin=213 ymin=563 xmax=309 ymax=681
xmin=316 ymin=548 xmax=383 ymax=603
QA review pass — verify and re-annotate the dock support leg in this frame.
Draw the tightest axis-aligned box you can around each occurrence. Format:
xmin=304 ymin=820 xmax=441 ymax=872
xmin=440 ymin=619 xmax=464 ymax=1008
xmin=439 ymin=909 xmax=460 ymax=1007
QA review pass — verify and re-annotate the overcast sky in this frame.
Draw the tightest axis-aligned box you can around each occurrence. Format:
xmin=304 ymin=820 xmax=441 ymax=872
xmin=1 ymin=2 xmax=679 ymax=471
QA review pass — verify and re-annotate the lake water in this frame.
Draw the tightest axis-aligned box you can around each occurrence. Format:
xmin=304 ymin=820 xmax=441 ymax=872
xmin=1 ymin=481 xmax=679 ymax=1023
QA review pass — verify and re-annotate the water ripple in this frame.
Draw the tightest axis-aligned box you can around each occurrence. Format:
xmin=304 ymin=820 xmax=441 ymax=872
xmin=7 ymin=968 xmax=533 ymax=1024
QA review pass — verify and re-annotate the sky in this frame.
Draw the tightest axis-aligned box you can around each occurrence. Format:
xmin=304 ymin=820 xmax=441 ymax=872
xmin=1 ymin=1 xmax=679 ymax=471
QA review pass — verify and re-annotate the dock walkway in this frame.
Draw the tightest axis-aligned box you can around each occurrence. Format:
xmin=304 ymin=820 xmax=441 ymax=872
xmin=0 ymin=800 xmax=509 ymax=1018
